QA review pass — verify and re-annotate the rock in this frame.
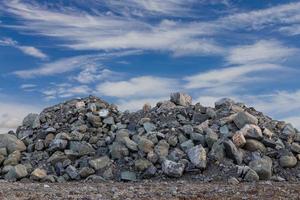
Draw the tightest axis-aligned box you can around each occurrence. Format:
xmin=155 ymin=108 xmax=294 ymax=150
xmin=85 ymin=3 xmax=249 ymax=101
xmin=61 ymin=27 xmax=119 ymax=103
xmin=110 ymin=142 xmax=129 ymax=159
xmin=232 ymin=132 xmax=246 ymax=147
xmin=281 ymin=124 xmax=296 ymax=142
xmin=162 ymin=159 xmax=185 ymax=178
xmin=122 ymin=137 xmax=138 ymax=151
xmin=279 ymin=155 xmax=297 ymax=168
xmin=187 ymin=145 xmax=206 ymax=169
xmin=31 ymin=168 xmax=47 ymax=180
xmin=249 ymin=157 xmax=272 ymax=180
xmin=137 ymin=137 xmax=154 ymax=153
xmin=168 ymin=148 xmax=185 ymax=162
xmin=244 ymin=168 xmax=259 ymax=182
xmin=134 ymin=159 xmax=152 ymax=171
xmin=205 ymin=128 xmax=218 ymax=148
xmin=244 ymin=139 xmax=266 ymax=153
xmin=154 ymin=140 xmax=169 ymax=160
xmin=22 ymin=113 xmax=40 ymax=129
xmin=295 ymin=132 xmax=300 ymax=142
xmin=4 ymin=150 xmax=21 ymax=166
xmin=0 ymin=134 xmax=26 ymax=154
xmin=215 ymin=98 xmax=235 ymax=108
xmin=223 ymin=140 xmax=243 ymax=164
xmin=49 ymin=139 xmax=68 ymax=152
xmin=291 ymin=142 xmax=300 ymax=154
xmin=103 ymin=116 xmax=115 ymax=125
xmin=5 ymin=164 xmax=28 ymax=180
xmin=180 ymin=140 xmax=194 ymax=152
xmin=219 ymin=125 xmax=230 ymax=137
xmin=69 ymin=141 xmax=95 ymax=156
xmin=143 ymin=122 xmax=156 ymax=133
xmin=263 ymin=128 xmax=274 ymax=138
xmin=121 ymin=171 xmax=136 ymax=181
xmin=181 ymin=125 xmax=193 ymax=135
xmin=208 ymin=140 xmax=225 ymax=161
xmin=240 ymin=124 xmax=263 ymax=140
xmin=170 ymin=92 xmax=192 ymax=106
xmin=233 ymin=112 xmax=258 ymax=129
xmin=99 ymin=109 xmax=109 ymax=117
xmin=79 ymin=167 xmax=95 ymax=178
xmin=47 ymin=151 xmax=67 ymax=165
xmin=66 ymin=165 xmax=79 ymax=180
xmin=89 ymin=156 xmax=111 ymax=171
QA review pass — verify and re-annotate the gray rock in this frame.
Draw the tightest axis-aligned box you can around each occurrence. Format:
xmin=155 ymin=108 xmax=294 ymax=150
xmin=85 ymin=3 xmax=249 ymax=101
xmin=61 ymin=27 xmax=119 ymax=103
xmin=162 ymin=159 xmax=185 ymax=178
xmin=215 ymin=98 xmax=235 ymax=108
xmin=69 ymin=141 xmax=95 ymax=156
xmin=121 ymin=171 xmax=136 ymax=181
xmin=187 ymin=145 xmax=207 ymax=169
xmin=137 ymin=137 xmax=154 ymax=153
xmin=143 ymin=122 xmax=156 ymax=133
xmin=123 ymin=137 xmax=138 ymax=151
xmin=66 ymin=165 xmax=79 ymax=180
xmin=249 ymin=157 xmax=272 ymax=180
xmin=5 ymin=164 xmax=28 ymax=180
xmin=110 ymin=142 xmax=129 ymax=159
xmin=219 ymin=125 xmax=229 ymax=137
xmin=279 ymin=155 xmax=297 ymax=168
xmin=168 ymin=148 xmax=185 ymax=162
xmin=182 ymin=125 xmax=193 ymax=135
xmin=205 ymin=128 xmax=218 ymax=148
xmin=134 ymin=159 xmax=152 ymax=171
xmin=79 ymin=167 xmax=95 ymax=178
xmin=180 ymin=140 xmax=194 ymax=152
xmin=49 ymin=139 xmax=68 ymax=152
xmin=208 ymin=140 xmax=225 ymax=161
xmin=99 ymin=109 xmax=109 ymax=118
xmin=22 ymin=113 xmax=40 ymax=129
xmin=291 ymin=142 xmax=300 ymax=154
xmin=47 ymin=151 xmax=67 ymax=165
xmin=223 ymin=140 xmax=243 ymax=164
xmin=244 ymin=168 xmax=259 ymax=182
xmin=240 ymin=124 xmax=263 ymax=140
xmin=170 ymin=92 xmax=192 ymax=106
xmin=0 ymin=134 xmax=26 ymax=154
xmin=281 ymin=124 xmax=296 ymax=142
xmin=154 ymin=140 xmax=169 ymax=159
xmin=233 ymin=112 xmax=258 ymax=129
xmin=89 ymin=156 xmax=111 ymax=170
xmin=103 ymin=116 xmax=115 ymax=125
xmin=4 ymin=150 xmax=21 ymax=166
xmin=244 ymin=139 xmax=266 ymax=153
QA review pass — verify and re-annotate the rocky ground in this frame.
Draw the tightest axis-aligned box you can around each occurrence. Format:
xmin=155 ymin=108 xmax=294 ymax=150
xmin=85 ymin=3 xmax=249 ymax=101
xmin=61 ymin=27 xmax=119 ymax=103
xmin=0 ymin=179 xmax=299 ymax=200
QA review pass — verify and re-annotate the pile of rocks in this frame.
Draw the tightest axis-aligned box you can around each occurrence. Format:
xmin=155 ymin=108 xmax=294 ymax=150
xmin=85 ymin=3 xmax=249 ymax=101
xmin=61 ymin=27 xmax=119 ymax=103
xmin=0 ymin=93 xmax=299 ymax=183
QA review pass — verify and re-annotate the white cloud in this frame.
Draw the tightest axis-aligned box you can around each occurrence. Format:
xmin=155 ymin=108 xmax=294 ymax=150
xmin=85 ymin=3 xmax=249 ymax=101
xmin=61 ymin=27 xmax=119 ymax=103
xmin=20 ymin=84 xmax=36 ymax=89
xmin=42 ymin=84 xmax=92 ymax=100
xmin=184 ymin=63 xmax=284 ymax=89
xmin=13 ymin=50 xmax=138 ymax=78
xmin=226 ymin=40 xmax=298 ymax=65
xmin=97 ymin=76 xmax=179 ymax=98
xmin=116 ymin=97 xmax=168 ymax=111
xmin=0 ymin=101 xmax=41 ymax=132
xmin=0 ymin=37 xmax=47 ymax=59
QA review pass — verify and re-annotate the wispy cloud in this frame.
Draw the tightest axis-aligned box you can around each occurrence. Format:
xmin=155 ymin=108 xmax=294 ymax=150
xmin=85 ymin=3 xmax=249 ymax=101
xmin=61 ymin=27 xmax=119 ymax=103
xmin=0 ymin=37 xmax=47 ymax=59
xmin=97 ymin=76 xmax=179 ymax=98
xmin=13 ymin=50 xmax=139 ymax=78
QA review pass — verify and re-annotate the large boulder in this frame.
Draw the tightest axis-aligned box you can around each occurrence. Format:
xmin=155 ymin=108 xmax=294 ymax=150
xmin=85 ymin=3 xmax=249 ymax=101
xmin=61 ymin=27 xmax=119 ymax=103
xmin=0 ymin=134 xmax=26 ymax=154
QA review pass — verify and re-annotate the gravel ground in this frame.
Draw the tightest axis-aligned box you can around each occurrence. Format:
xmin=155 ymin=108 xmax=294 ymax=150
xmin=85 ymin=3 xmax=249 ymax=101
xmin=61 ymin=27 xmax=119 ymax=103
xmin=0 ymin=180 xmax=299 ymax=200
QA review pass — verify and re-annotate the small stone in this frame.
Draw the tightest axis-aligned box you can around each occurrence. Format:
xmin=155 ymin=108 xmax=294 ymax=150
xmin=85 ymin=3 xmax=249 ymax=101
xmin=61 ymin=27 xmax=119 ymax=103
xmin=5 ymin=164 xmax=28 ymax=180
xmin=232 ymin=132 xmax=246 ymax=147
xmin=49 ymin=139 xmax=68 ymax=152
xmin=223 ymin=140 xmax=243 ymax=164
xmin=279 ymin=155 xmax=297 ymax=168
xmin=291 ymin=142 xmax=300 ymax=154
xmin=89 ymin=156 xmax=111 ymax=170
xmin=168 ymin=148 xmax=185 ymax=162
xmin=134 ymin=159 xmax=152 ymax=171
xmin=31 ymin=168 xmax=47 ymax=180
xmin=47 ymin=151 xmax=67 ymax=165
xmin=219 ymin=125 xmax=229 ymax=137
xmin=154 ymin=140 xmax=169 ymax=160
xmin=143 ymin=122 xmax=156 ymax=133
xmin=170 ymin=92 xmax=192 ymax=106
xmin=181 ymin=125 xmax=193 ymax=135
xmin=110 ymin=142 xmax=129 ymax=159
xmin=244 ymin=139 xmax=266 ymax=153
xmin=66 ymin=165 xmax=79 ymax=180
xmin=4 ymin=150 xmax=21 ymax=166
xmin=187 ymin=145 xmax=207 ymax=169
xmin=121 ymin=171 xmax=136 ymax=181
xmin=69 ymin=141 xmax=95 ymax=156
xmin=123 ymin=137 xmax=138 ymax=151
xmin=103 ymin=116 xmax=115 ymax=125
xmin=233 ymin=112 xmax=258 ymax=129
xmin=244 ymin=168 xmax=259 ymax=182
xmin=240 ymin=124 xmax=263 ymax=140
xmin=205 ymin=128 xmax=218 ymax=148
xmin=138 ymin=137 xmax=154 ymax=153
xmin=263 ymin=128 xmax=274 ymax=138
xmin=249 ymin=157 xmax=272 ymax=180
xmin=162 ymin=159 xmax=185 ymax=178
xmin=99 ymin=109 xmax=109 ymax=117
xmin=180 ymin=140 xmax=194 ymax=152
xmin=79 ymin=167 xmax=95 ymax=178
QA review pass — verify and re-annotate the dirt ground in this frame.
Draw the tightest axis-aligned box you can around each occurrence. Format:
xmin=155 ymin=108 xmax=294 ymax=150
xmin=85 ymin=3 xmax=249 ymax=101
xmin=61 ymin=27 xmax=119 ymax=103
xmin=0 ymin=179 xmax=299 ymax=200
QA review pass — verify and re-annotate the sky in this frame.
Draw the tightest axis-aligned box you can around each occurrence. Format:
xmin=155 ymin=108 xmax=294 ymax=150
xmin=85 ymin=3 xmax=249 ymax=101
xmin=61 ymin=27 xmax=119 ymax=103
xmin=0 ymin=0 xmax=300 ymax=132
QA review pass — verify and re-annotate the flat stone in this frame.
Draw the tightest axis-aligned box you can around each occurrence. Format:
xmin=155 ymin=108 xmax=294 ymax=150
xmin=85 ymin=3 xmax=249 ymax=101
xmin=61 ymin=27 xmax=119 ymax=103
xmin=89 ymin=156 xmax=111 ymax=170
xmin=187 ymin=145 xmax=207 ymax=169
xmin=121 ymin=171 xmax=137 ymax=181
xmin=162 ymin=159 xmax=185 ymax=178
xmin=31 ymin=168 xmax=47 ymax=180
xmin=233 ymin=112 xmax=258 ymax=129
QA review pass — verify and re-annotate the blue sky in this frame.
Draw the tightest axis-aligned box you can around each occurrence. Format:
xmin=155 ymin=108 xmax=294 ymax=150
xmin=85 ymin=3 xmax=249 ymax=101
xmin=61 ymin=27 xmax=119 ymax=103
xmin=0 ymin=0 xmax=300 ymax=131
